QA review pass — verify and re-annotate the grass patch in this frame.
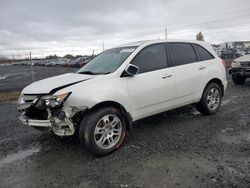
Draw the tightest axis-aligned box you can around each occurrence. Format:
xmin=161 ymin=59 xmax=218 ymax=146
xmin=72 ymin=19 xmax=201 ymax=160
xmin=0 ymin=91 xmax=20 ymax=102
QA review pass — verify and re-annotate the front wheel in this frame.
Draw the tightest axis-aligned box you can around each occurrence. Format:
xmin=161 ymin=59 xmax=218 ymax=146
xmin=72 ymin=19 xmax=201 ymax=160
xmin=79 ymin=107 xmax=126 ymax=156
xmin=232 ymin=75 xmax=246 ymax=85
xmin=196 ymin=83 xmax=222 ymax=115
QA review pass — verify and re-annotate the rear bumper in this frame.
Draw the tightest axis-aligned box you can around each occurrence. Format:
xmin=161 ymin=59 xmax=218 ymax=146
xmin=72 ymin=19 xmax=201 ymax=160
xmin=229 ymin=68 xmax=250 ymax=77
xmin=19 ymin=114 xmax=52 ymax=127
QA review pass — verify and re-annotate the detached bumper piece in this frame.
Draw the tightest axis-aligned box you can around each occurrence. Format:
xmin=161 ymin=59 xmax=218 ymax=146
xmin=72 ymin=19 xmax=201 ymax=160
xmin=18 ymin=111 xmax=76 ymax=136
xmin=19 ymin=114 xmax=52 ymax=127
xmin=229 ymin=68 xmax=250 ymax=77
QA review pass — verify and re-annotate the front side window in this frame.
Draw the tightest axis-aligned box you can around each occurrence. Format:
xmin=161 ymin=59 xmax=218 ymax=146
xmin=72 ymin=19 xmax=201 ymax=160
xmin=131 ymin=44 xmax=167 ymax=74
xmin=77 ymin=47 xmax=136 ymax=75
xmin=169 ymin=43 xmax=197 ymax=66
xmin=193 ymin=44 xmax=214 ymax=61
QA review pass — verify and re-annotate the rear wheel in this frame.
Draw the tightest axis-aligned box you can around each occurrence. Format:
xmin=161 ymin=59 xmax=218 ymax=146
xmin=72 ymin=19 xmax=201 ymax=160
xmin=196 ymin=83 xmax=222 ymax=115
xmin=232 ymin=75 xmax=246 ymax=85
xmin=79 ymin=107 xmax=126 ymax=156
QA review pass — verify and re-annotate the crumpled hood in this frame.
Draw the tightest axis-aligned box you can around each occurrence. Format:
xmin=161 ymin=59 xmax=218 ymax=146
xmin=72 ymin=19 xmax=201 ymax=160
xmin=22 ymin=73 xmax=95 ymax=94
xmin=235 ymin=54 xmax=250 ymax=62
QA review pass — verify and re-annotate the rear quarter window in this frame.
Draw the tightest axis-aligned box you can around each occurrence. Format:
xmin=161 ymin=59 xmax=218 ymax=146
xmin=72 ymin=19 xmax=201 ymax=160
xmin=193 ymin=44 xmax=214 ymax=61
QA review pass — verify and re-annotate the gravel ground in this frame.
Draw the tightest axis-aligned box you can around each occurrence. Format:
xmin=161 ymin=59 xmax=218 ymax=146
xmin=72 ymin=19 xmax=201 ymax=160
xmin=0 ymin=65 xmax=249 ymax=188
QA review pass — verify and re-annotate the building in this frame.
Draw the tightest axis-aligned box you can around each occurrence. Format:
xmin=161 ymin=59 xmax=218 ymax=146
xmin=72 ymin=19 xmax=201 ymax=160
xmin=219 ymin=41 xmax=250 ymax=51
xmin=219 ymin=42 xmax=234 ymax=50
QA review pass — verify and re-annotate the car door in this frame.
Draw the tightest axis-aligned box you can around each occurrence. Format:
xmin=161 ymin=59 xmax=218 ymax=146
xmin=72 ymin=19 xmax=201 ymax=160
xmin=168 ymin=42 xmax=203 ymax=107
xmin=192 ymin=43 xmax=217 ymax=90
xmin=126 ymin=43 xmax=175 ymax=120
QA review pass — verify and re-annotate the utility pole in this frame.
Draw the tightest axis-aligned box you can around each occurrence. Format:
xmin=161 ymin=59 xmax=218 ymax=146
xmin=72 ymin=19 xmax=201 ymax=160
xmin=102 ymin=41 xmax=105 ymax=51
xmin=30 ymin=51 xmax=35 ymax=82
xmin=165 ymin=26 xmax=168 ymax=39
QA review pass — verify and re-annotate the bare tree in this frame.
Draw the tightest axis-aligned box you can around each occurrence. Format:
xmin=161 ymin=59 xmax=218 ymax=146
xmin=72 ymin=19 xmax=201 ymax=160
xmin=196 ymin=32 xmax=204 ymax=41
xmin=64 ymin=54 xmax=74 ymax=59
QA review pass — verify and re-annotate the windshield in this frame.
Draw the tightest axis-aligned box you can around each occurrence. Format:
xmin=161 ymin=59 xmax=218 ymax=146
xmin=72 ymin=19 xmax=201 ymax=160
xmin=77 ymin=46 xmax=136 ymax=75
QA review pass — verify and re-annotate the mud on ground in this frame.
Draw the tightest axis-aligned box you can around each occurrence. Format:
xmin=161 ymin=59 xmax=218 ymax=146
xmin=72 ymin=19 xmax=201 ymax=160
xmin=0 ymin=65 xmax=249 ymax=188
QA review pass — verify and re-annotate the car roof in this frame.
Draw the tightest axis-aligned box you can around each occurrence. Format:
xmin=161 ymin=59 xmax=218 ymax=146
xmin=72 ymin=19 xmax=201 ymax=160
xmin=117 ymin=39 xmax=217 ymax=57
xmin=119 ymin=39 xmax=211 ymax=47
xmin=118 ymin=41 xmax=149 ymax=47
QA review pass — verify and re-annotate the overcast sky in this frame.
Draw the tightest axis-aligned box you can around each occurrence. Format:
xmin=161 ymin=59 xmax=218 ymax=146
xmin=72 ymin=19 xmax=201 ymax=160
xmin=0 ymin=0 xmax=250 ymax=58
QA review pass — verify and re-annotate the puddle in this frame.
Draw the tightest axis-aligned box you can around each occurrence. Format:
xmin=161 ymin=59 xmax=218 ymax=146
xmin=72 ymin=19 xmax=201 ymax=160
xmin=191 ymin=109 xmax=201 ymax=115
xmin=218 ymin=130 xmax=250 ymax=145
xmin=220 ymin=128 xmax=234 ymax=133
xmin=0 ymin=75 xmax=7 ymax=80
xmin=221 ymin=99 xmax=231 ymax=106
xmin=0 ymin=71 xmax=33 ymax=81
xmin=0 ymin=147 xmax=40 ymax=168
xmin=0 ymin=64 xmax=11 ymax=66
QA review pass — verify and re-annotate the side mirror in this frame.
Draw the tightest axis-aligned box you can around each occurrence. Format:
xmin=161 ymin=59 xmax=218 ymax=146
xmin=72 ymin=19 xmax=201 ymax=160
xmin=124 ymin=64 xmax=139 ymax=76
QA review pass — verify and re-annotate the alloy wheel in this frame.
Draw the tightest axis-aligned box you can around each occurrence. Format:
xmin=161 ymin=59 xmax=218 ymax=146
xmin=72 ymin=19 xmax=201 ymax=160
xmin=206 ymin=88 xmax=220 ymax=111
xmin=94 ymin=114 xmax=122 ymax=149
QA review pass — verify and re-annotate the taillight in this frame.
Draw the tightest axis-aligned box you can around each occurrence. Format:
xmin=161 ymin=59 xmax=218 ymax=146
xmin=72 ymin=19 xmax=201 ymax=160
xmin=221 ymin=60 xmax=226 ymax=67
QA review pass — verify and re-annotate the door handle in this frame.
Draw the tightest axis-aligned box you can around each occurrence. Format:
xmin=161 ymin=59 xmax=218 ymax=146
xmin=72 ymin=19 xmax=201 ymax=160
xmin=199 ymin=66 xmax=206 ymax=70
xmin=162 ymin=74 xmax=173 ymax=79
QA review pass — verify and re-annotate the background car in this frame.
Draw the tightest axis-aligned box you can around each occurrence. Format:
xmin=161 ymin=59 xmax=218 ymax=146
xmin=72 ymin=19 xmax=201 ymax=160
xmin=220 ymin=49 xmax=237 ymax=59
xmin=229 ymin=50 xmax=250 ymax=84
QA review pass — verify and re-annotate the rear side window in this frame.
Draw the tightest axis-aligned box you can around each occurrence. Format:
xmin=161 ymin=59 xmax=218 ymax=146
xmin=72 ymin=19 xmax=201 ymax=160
xmin=131 ymin=44 xmax=167 ymax=74
xmin=193 ymin=44 xmax=214 ymax=61
xmin=169 ymin=43 xmax=197 ymax=66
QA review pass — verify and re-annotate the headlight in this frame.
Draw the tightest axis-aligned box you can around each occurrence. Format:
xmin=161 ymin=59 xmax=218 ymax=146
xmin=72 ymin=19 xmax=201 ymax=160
xmin=231 ymin=61 xmax=241 ymax=68
xmin=36 ymin=92 xmax=71 ymax=108
xmin=18 ymin=95 xmax=25 ymax=105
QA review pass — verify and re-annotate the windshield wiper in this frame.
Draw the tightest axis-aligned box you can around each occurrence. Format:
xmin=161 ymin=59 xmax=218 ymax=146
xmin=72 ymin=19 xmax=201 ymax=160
xmin=78 ymin=71 xmax=99 ymax=75
xmin=78 ymin=71 xmax=111 ymax=75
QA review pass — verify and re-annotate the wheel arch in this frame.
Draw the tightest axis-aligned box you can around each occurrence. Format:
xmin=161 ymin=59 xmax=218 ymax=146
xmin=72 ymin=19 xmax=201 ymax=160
xmin=87 ymin=101 xmax=133 ymax=131
xmin=204 ymin=78 xmax=224 ymax=96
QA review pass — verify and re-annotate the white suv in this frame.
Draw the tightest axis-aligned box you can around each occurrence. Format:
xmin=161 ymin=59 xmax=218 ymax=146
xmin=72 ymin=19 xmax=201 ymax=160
xmin=18 ymin=40 xmax=227 ymax=156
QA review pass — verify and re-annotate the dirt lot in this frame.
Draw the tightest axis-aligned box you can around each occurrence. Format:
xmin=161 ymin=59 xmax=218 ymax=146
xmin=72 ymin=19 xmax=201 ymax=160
xmin=0 ymin=65 xmax=249 ymax=188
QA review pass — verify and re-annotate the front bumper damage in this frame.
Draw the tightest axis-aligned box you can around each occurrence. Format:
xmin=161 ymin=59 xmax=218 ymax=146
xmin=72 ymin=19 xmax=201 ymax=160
xmin=18 ymin=94 xmax=84 ymax=136
xmin=19 ymin=115 xmax=52 ymax=127
xmin=229 ymin=67 xmax=250 ymax=77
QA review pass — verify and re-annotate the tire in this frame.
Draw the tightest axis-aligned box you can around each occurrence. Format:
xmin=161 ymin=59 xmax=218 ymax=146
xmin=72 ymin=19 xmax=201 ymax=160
xmin=232 ymin=75 xmax=246 ymax=85
xmin=79 ymin=107 xmax=126 ymax=157
xmin=196 ymin=83 xmax=222 ymax=115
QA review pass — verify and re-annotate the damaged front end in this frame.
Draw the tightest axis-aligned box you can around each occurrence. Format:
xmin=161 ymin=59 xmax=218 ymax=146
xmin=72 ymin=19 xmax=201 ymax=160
xmin=18 ymin=93 xmax=85 ymax=136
